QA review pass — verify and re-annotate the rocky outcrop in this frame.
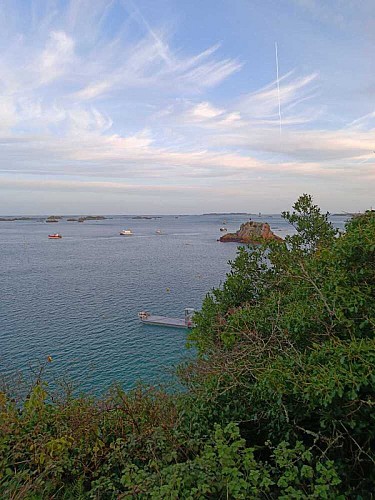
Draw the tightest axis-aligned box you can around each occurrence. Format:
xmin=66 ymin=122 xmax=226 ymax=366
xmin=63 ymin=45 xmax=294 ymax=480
xmin=219 ymin=221 xmax=283 ymax=244
xmin=74 ymin=216 xmax=107 ymax=222
xmin=83 ymin=215 xmax=107 ymax=220
xmin=0 ymin=217 xmax=34 ymax=221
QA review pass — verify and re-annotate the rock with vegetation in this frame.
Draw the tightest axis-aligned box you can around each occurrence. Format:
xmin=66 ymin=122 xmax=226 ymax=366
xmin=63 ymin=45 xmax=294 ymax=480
xmin=0 ymin=194 xmax=374 ymax=498
xmin=73 ymin=215 xmax=107 ymax=222
xmin=0 ymin=217 xmax=34 ymax=221
xmin=220 ymin=220 xmax=283 ymax=243
xmin=83 ymin=215 xmax=106 ymax=220
xmin=46 ymin=215 xmax=61 ymax=222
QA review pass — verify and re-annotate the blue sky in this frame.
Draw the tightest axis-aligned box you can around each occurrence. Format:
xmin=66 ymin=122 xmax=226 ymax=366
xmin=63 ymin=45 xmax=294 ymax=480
xmin=0 ymin=0 xmax=374 ymax=214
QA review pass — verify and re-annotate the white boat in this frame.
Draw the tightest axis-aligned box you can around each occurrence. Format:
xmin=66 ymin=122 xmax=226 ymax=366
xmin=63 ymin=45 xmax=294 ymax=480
xmin=119 ymin=229 xmax=133 ymax=236
xmin=155 ymin=229 xmax=162 ymax=234
xmin=220 ymin=227 xmax=227 ymax=232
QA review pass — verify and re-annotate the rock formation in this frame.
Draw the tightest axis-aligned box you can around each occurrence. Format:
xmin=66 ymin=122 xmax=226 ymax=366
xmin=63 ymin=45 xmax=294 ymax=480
xmin=67 ymin=216 xmax=107 ymax=222
xmin=83 ymin=215 xmax=107 ymax=220
xmin=0 ymin=217 xmax=34 ymax=221
xmin=219 ymin=221 xmax=283 ymax=244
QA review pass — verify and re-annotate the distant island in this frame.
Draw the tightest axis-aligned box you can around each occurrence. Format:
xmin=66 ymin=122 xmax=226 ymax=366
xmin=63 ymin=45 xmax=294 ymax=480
xmin=52 ymin=215 xmax=108 ymax=222
xmin=0 ymin=215 xmax=109 ymax=222
xmin=131 ymin=216 xmax=162 ymax=220
xmin=82 ymin=215 xmax=107 ymax=220
xmin=0 ymin=217 xmax=35 ymax=221
xmin=75 ymin=215 xmax=107 ymax=222
xmin=46 ymin=215 xmax=61 ymax=222
xmin=330 ymin=213 xmax=354 ymax=217
xmin=202 ymin=212 xmax=251 ymax=216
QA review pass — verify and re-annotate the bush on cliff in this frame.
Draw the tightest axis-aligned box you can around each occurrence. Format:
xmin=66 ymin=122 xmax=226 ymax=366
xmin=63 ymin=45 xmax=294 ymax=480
xmin=0 ymin=195 xmax=374 ymax=498
xmin=188 ymin=195 xmax=375 ymax=494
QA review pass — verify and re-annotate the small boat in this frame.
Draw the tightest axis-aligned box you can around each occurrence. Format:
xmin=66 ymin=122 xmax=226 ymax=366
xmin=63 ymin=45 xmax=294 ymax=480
xmin=155 ymin=229 xmax=162 ymax=234
xmin=119 ymin=229 xmax=133 ymax=236
xmin=48 ymin=233 xmax=62 ymax=239
xmin=220 ymin=227 xmax=227 ymax=232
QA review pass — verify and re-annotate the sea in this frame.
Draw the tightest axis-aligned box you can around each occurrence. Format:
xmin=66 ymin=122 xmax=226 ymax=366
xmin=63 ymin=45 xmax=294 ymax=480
xmin=0 ymin=214 xmax=349 ymax=395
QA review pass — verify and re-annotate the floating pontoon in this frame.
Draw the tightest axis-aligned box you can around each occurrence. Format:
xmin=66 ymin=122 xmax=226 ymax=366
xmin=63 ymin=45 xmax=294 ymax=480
xmin=138 ymin=308 xmax=195 ymax=329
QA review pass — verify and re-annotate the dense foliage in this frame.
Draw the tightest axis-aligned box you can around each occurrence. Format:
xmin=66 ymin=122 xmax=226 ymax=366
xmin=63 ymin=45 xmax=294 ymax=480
xmin=1 ymin=195 xmax=374 ymax=498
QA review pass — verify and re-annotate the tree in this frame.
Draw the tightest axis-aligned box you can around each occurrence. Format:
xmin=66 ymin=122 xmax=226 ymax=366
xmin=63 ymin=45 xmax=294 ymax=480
xmin=187 ymin=195 xmax=375 ymax=495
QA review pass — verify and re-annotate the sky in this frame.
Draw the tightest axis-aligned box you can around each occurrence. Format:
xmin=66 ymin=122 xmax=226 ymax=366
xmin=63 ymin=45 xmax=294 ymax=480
xmin=0 ymin=0 xmax=374 ymax=214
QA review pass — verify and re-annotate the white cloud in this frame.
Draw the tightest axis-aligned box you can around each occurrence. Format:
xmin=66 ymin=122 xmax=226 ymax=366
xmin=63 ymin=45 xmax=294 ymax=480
xmin=0 ymin=96 xmax=17 ymax=132
xmin=345 ymin=111 xmax=375 ymax=130
xmin=71 ymin=37 xmax=241 ymax=101
xmin=38 ymin=31 xmax=75 ymax=84
xmin=190 ymin=102 xmax=224 ymax=119
xmin=0 ymin=177 xmax=223 ymax=194
xmin=74 ymin=81 xmax=114 ymax=101
xmin=240 ymin=72 xmax=319 ymax=122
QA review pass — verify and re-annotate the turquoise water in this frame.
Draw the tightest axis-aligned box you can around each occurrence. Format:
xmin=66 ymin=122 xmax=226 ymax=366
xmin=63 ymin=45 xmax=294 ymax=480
xmin=0 ymin=214 xmax=347 ymax=393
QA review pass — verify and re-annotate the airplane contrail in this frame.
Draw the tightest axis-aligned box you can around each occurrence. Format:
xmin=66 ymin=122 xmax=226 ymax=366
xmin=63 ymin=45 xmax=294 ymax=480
xmin=275 ymin=42 xmax=282 ymax=136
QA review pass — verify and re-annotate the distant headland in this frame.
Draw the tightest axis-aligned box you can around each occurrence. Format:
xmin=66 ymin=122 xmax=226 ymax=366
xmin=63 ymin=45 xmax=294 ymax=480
xmin=131 ymin=216 xmax=162 ymax=220
xmin=0 ymin=215 xmax=109 ymax=222
xmin=66 ymin=216 xmax=108 ymax=222
xmin=202 ymin=212 xmax=251 ymax=216
xmin=0 ymin=217 xmax=36 ymax=221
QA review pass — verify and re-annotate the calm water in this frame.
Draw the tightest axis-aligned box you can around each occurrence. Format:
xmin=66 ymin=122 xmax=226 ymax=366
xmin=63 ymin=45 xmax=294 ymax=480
xmin=0 ymin=214 xmax=348 ymax=393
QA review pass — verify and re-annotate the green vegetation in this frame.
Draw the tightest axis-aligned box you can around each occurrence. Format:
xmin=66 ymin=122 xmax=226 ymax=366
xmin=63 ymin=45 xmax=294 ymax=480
xmin=1 ymin=195 xmax=374 ymax=498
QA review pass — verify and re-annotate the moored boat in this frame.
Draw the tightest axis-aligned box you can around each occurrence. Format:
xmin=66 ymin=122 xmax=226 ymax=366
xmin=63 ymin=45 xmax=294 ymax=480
xmin=138 ymin=308 xmax=195 ymax=329
xmin=119 ymin=229 xmax=133 ymax=235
